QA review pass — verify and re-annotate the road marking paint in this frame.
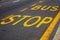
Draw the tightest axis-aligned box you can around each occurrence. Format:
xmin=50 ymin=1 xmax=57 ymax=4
xmin=24 ymin=16 xmax=41 ymax=27
xmin=40 ymin=12 xmax=60 ymax=40
xmin=1 ymin=14 xmax=13 ymax=20
xmin=12 ymin=15 xmax=31 ymax=25
xmin=1 ymin=15 xmax=21 ymax=25
xmin=39 ymin=0 xmax=43 ymax=3
xmin=31 ymin=3 xmax=37 ymax=6
xmin=31 ymin=5 xmax=59 ymax=11
xmin=20 ymin=8 xmax=28 ymax=12
xmin=36 ymin=17 xmax=53 ymax=28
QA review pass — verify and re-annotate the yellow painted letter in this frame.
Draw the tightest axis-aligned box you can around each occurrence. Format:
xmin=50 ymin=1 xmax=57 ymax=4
xmin=36 ymin=17 xmax=53 ymax=28
xmin=0 ymin=15 xmax=21 ymax=25
xmin=24 ymin=16 xmax=41 ymax=27
xmin=41 ymin=6 xmax=51 ymax=10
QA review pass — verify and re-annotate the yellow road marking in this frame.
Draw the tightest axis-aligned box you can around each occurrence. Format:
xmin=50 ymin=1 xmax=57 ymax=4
xmin=1 ymin=14 xmax=13 ymax=20
xmin=40 ymin=12 xmax=60 ymax=40
xmin=12 ymin=15 xmax=31 ymax=25
xmin=39 ymin=0 xmax=43 ymax=3
xmin=20 ymin=8 xmax=28 ymax=12
xmin=31 ymin=3 xmax=37 ymax=6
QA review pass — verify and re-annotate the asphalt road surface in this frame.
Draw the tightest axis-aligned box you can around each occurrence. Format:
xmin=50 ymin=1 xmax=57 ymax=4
xmin=53 ymin=24 xmax=60 ymax=40
xmin=0 ymin=0 xmax=60 ymax=40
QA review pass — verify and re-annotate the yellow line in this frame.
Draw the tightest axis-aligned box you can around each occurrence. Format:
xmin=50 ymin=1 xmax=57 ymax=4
xmin=1 ymin=14 xmax=13 ymax=20
xmin=39 ymin=0 xmax=43 ymax=3
xmin=40 ymin=12 xmax=60 ymax=40
xmin=31 ymin=3 xmax=37 ymax=6
xmin=20 ymin=8 xmax=28 ymax=12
